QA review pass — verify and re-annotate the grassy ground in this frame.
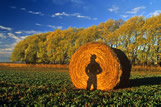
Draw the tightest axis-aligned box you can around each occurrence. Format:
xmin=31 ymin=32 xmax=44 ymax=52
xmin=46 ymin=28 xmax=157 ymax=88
xmin=0 ymin=65 xmax=161 ymax=106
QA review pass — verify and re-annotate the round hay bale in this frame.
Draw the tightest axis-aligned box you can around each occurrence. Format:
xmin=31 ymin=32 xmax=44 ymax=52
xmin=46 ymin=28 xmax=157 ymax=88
xmin=112 ymin=48 xmax=131 ymax=88
xmin=69 ymin=42 xmax=131 ymax=91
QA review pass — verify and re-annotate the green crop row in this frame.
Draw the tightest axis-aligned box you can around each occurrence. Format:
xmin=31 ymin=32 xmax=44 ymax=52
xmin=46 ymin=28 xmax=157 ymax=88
xmin=0 ymin=68 xmax=161 ymax=106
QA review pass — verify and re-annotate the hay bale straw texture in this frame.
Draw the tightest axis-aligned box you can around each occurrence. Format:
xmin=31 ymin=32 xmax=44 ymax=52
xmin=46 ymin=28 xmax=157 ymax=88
xmin=69 ymin=42 xmax=131 ymax=91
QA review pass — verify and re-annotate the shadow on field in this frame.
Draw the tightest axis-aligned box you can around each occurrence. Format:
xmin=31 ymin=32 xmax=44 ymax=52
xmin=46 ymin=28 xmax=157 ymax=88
xmin=128 ymin=77 xmax=161 ymax=87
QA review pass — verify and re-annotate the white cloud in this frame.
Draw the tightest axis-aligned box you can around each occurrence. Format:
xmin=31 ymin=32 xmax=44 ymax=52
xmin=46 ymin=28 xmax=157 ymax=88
xmin=0 ymin=42 xmax=18 ymax=56
xmin=147 ymin=10 xmax=161 ymax=17
xmin=152 ymin=10 xmax=161 ymax=16
xmin=47 ymin=25 xmax=56 ymax=29
xmin=0 ymin=29 xmax=45 ymax=62
xmin=11 ymin=6 xmax=44 ymax=16
xmin=0 ymin=33 xmax=6 ymax=38
xmin=120 ymin=15 xmax=128 ymax=18
xmin=8 ymin=33 xmax=21 ymax=43
xmin=47 ymin=25 xmax=62 ymax=29
xmin=20 ymin=8 xmax=26 ymax=11
xmin=1 ymin=33 xmax=28 ymax=52
xmin=52 ymin=12 xmax=70 ymax=17
xmin=0 ymin=33 xmax=28 ymax=60
xmin=0 ymin=42 xmax=18 ymax=61
xmin=57 ymin=12 xmax=70 ymax=16
xmin=0 ymin=44 xmax=11 ymax=47
xmin=125 ymin=6 xmax=146 ymax=14
xmin=15 ymin=31 xmax=22 ymax=34
xmin=36 ymin=23 xmax=63 ymax=30
xmin=0 ymin=25 xmax=12 ymax=31
xmin=108 ymin=5 xmax=119 ymax=13
xmin=0 ymin=51 xmax=12 ymax=57
xmin=0 ymin=48 xmax=13 ymax=51
xmin=93 ymin=18 xmax=98 ymax=20
xmin=23 ymin=30 xmax=42 ymax=34
xmin=52 ymin=12 xmax=98 ymax=20
xmin=20 ymin=36 xmax=28 ymax=39
xmin=35 ymin=23 xmax=42 ymax=26
xmin=16 ymin=30 xmax=42 ymax=34
xmin=28 ymin=10 xmax=44 ymax=16
xmin=76 ymin=14 xmax=90 ymax=19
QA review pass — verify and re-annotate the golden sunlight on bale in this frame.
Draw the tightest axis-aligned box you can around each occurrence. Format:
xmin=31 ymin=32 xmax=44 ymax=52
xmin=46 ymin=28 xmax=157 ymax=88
xmin=69 ymin=42 xmax=131 ymax=91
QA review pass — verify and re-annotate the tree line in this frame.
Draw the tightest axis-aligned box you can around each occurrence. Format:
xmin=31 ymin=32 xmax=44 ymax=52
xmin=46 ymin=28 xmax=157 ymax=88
xmin=11 ymin=15 xmax=161 ymax=65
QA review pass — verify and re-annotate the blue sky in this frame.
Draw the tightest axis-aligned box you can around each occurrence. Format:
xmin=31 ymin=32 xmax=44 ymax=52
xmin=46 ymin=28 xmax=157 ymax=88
xmin=0 ymin=0 xmax=161 ymax=62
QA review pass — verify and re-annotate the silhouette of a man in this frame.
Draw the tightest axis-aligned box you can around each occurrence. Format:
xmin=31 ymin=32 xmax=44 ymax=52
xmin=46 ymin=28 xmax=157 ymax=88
xmin=85 ymin=54 xmax=102 ymax=90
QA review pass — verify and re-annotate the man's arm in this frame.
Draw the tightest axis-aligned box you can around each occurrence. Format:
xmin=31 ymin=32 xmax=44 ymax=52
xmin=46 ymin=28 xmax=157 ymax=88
xmin=97 ymin=64 xmax=102 ymax=74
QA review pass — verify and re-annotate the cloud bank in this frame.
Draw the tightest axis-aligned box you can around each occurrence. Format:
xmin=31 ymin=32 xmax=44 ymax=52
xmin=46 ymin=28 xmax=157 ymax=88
xmin=125 ymin=6 xmax=146 ymax=14
xmin=10 ymin=6 xmax=44 ymax=16
xmin=52 ymin=12 xmax=98 ymax=20
xmin=108 ymin=5 xmax=119 ymax=13
xmin=147 ymin=10 xmax=161 ymax=17
xmin=0 ymin=25 xmax=12 ymax=31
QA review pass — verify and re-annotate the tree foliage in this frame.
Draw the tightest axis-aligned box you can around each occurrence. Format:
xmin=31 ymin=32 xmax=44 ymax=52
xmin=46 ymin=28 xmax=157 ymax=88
xmin=11 ymin=15 xmax=161 ymax=65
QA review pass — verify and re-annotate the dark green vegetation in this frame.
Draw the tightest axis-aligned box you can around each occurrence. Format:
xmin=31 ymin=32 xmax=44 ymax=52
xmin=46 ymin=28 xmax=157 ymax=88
xmin=11 ymin=15 xmax=161 ymax=65
xmin=0 ymin=66 xmax=161 ymax=106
